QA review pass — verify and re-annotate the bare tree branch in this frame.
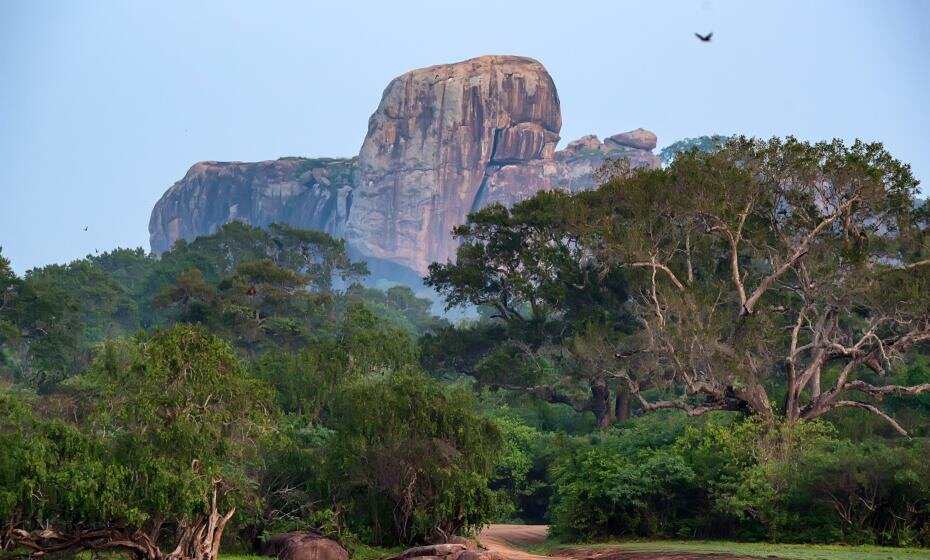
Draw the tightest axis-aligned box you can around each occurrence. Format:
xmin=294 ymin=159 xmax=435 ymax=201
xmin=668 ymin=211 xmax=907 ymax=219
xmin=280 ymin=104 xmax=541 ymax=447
xmin=819 ymin=400 xmax=910 ymax=437
xmin=743 ymin=197 xmax=858 ymax=315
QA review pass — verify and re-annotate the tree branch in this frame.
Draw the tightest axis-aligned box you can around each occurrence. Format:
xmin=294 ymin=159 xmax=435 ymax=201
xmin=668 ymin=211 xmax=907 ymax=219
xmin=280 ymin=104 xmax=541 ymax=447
xmin=843 ymin=380 xmax=930 ymax=398
xmin=491 ymin=383 xmax=589 ymax=413
xmin=628 ymin=260 xmax=685 ymax=291
xmin=820 ymin=400 xmax=910 ymax=437
xmin=743 ymin=197 xmax=858 ymax=315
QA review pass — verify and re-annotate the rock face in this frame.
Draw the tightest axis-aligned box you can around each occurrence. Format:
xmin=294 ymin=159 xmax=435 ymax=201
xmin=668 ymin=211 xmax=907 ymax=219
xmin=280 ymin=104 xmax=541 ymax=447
xmin=149 ymin=157 xmax=356 ymax=255
xmin=345 ymin=55 xmax=562 ymax=274
xmin=149 ymin=55 xmax=661 ymax=276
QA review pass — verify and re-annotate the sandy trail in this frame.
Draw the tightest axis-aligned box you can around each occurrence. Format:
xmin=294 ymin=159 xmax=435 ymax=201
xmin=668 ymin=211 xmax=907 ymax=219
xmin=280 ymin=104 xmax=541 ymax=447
xmin=476 ymin=524 xmax=773 ymax=560
xmin=478 ymin=524 xmax=561 ymax=560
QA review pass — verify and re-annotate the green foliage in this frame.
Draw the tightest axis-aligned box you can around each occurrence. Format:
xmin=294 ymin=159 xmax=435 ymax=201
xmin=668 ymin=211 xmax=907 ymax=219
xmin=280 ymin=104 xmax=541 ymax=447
xmin=251 ymin=304 xmax=418 ymax=416
xmin=0 ymin=391 xmax=121 ymax=527
xmin=425 ymin=191 xmax=632 ymax=427
xmin=0 ymin=257 xmax=85 ymax=390
xmin=5 ymin=136 xmax=930 ymax=555
xmin=550 ymin=413 xmax=702 ymax=540
xmin=345 ymin=283 xmax=448 ymax=336
xmin=325 ymin=370 xmax=504 ymax=545
xmin=549 ymin=413 xmax=930 ymax=546
xmin=658 ymin=134 xmax=729 ymax=165
xmin=75 ymin=325 xmax=277 ymax=521
xmin=292 ymin=157 xmax=358 ymax=187
xmin=0 ymin=326 xmax=277 ymax=557
xmin=28 ymin=260 xmax=139 ymax=342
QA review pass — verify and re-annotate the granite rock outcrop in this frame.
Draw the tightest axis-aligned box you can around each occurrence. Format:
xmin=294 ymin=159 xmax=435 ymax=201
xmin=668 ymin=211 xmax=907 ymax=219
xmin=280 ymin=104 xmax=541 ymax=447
xmin=149 ymin=158 xmax=355 ymax=255
xmin=149 ymin=55 xmax=661 ymax=275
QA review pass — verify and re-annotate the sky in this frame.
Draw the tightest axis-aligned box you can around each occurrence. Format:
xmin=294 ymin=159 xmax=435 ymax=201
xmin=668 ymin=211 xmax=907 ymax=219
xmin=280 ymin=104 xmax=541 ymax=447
xmin=1 ymin=0 xmax=928 ymax=273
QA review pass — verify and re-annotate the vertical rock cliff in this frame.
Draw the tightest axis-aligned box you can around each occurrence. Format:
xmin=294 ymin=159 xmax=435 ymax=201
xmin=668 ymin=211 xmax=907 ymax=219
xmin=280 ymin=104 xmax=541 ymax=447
xmin=345 ymin=55 xmax=562 ymax=273
xmin=148 ymin=55 xmax=661 ymax=276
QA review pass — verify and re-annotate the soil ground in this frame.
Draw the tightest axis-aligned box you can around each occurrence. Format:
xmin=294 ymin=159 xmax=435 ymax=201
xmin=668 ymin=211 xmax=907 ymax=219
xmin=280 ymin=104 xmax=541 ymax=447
xmin=477 ymin=525 xmax=784 ymax=560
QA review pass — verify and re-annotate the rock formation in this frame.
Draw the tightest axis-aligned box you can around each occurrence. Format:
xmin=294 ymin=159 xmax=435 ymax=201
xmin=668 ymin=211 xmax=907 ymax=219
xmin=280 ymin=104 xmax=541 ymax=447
xmin=149 ymin=55 xmax=661 ymax=275
xmin=345 ymin=55 xmax=562 ymax=273
xmin=149 ymin=157 xmax=356 ymax=255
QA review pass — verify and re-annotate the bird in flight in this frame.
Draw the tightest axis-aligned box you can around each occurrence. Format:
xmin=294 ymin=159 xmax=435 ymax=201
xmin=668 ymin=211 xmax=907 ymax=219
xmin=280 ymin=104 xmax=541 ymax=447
xmin=83 ymin=226 xmax=88 ymax=231
xmin=695 ymin=32 xmax=713 ymax=42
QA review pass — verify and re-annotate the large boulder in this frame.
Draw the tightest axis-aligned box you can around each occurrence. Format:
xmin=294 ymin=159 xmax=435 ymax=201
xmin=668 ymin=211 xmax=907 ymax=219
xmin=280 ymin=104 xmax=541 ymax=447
xmin=345 ymin=55 xmax=562 ymax=274
xmin=553 ymin=130 xmax=661 ymax=192
xmin=259 ymin=531 xmax=349 ymax=560
xmin=605 ymin=127 xmax=657 ymax=150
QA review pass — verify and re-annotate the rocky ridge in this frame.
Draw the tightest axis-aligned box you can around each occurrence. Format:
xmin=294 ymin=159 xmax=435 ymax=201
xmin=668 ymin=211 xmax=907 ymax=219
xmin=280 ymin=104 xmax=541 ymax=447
xmin=149 ymin=55 xmax=659 ymax=274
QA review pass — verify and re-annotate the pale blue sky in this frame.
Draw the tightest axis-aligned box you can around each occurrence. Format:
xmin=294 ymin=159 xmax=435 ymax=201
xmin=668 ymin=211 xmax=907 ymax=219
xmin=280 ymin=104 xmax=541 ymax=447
xmin=1 ymin=1 xmax=928 ymax=272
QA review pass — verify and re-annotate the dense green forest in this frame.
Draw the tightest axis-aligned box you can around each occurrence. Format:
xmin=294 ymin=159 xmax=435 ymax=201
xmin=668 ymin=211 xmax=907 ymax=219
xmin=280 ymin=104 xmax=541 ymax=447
xmin=2 ymin=137 xmax=930 ymax=559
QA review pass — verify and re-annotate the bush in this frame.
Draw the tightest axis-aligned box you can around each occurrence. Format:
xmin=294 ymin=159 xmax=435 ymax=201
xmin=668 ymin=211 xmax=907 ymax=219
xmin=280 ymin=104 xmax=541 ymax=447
xmin=324 ymin=370 xmax=505 ymax=545
xmin=549 ymin=413 xmax=930 ymax=546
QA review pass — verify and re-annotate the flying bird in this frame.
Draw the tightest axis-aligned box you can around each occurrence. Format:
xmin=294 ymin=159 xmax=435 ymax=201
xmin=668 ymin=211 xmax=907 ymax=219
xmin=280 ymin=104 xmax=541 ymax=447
xmin=695 ymin=32 xmax=713 ymax=42
xmin=83 ymin=226 xmax=88 ymax=231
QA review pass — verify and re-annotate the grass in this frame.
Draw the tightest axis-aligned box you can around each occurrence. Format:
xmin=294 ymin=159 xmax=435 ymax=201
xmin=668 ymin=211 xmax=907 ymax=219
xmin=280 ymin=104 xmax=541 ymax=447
xmin=540 ymin=540 xmax=930 ymax=560
xmin=220 ymin=543 xmax=400 ymax=560
xmin=223 ymin=540 xmax=930 ymax=560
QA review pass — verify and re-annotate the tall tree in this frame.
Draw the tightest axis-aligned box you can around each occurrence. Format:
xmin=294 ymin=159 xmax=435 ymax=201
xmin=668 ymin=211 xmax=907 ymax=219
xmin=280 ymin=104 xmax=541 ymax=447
xmin=426 ymin=191 xmax=631 ymax=427
xmin=572 ymin=137 xmax=930 ymax=434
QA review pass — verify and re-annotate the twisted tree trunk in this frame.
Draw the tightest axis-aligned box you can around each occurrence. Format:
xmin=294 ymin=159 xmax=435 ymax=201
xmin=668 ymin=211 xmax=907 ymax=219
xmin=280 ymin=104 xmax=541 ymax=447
xmin=165 ymin=490 xmax=235 ymax=560
xmin=2 ymin=490 xmax=234 ymax=560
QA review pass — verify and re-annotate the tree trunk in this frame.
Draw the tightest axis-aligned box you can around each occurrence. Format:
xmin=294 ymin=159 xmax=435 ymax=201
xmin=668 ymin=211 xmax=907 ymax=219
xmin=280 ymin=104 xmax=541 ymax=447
xmin=590 ymin=378 xmax=613 ymax=429
xmin=614 ymin=389 xmax=631 ymax=422
xmin=163 ymin=490 xmax=235 ymax=560
xmin=4 ymin=490 xmax=233 ymax=560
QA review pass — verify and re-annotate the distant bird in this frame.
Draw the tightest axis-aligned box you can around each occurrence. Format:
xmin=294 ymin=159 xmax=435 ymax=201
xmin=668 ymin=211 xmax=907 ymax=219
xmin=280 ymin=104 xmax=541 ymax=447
xmin=246 ymin=286 xmax=257 ymax=296
xmin=695 ymin=32 xmax=713 ymax=42
xmin=94 ymin=248 xmax=99 ymax=254
xmin=83 ymin=226 xmax=88 ymax=231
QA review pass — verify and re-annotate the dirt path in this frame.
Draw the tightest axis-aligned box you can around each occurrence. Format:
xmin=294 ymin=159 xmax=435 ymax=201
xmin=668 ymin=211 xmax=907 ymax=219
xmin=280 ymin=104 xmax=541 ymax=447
xmin=478 ymin=524 xmax=561 ymax=560
xmin=476 ymin=525 xmax=774 ymax=560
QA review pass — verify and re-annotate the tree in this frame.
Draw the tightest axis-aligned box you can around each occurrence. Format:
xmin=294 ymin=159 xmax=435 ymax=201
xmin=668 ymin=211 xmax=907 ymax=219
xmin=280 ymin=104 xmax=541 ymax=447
xmin=153 ymin=268 xmax=216 ymax=319
xmin=0 ymin=262 xmax=84 ymax=391
xmin=326 ymin=370 xmax=503 ymax=545
xmin=265 ymin=223 xmax=367 ymax=292
xmin=0 ymin=248 xmax=19 ymax=382
xmin=2 ymin=325 xmax=276 ymax=560
xmin=141 ymin=223 xmax=367 ymax=337
xmin=252 ymin=303 xmax=418 ymax=417
xmin=88 ymin=247 xmax=155 ymax=295
xmin=146 ymin=222 xmax=365 ymax=300
xmin=570 ymin=137 xmax=930 ymax=435
xmin=27 ymin=260 xmax=140 ymax=342
xmin=426 ymin=191 xmax=632 ymax=428
xmin=658 ymin=135 xmax=729 ymax=166
xmin=344 ymin=283 xmax=448 ymax=336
